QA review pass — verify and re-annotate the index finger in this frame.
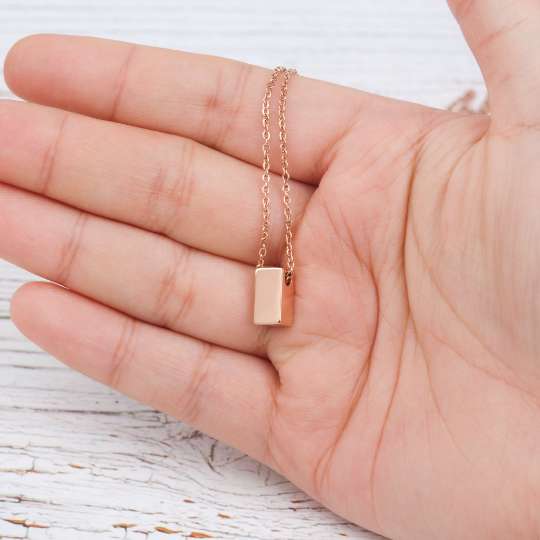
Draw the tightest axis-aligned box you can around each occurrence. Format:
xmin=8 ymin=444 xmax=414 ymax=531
xmin=4 ymin=34 xmax=388 ymax=184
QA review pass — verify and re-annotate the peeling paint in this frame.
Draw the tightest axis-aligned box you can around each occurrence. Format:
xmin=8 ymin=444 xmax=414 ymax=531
xmin=5 ymin=519 xmax=49 ymax=529
xmin=155 ymin=527 xmax=182 ymax=534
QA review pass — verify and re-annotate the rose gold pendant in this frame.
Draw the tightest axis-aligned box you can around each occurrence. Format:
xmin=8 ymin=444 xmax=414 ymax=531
xmin=254 ymin=68 xmax=297 ymax=327
xmin=254 ymin=267 xmax=294 ymax=326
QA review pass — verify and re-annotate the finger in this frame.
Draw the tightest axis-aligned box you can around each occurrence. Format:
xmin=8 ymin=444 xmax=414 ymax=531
xmin=5 ymin=33 xmax=387 ymax=183
xmin=0 ymin=183 xmax=270 ymax=358
xmin=10 ymin=281 xmax=278 ymax=467
xmin=448 ymin=0 xmax=540 ymax=124
xmin=0 ymin=99 xmax=313 ymax=267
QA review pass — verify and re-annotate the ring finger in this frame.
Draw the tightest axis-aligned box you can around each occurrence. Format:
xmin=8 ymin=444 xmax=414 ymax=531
xmin=0 ymin=182 xmax=272 ymax=358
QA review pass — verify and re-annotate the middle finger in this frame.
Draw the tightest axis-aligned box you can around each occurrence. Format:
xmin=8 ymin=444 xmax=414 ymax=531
xmin=0 ymin=99 xmax=314 ymax=266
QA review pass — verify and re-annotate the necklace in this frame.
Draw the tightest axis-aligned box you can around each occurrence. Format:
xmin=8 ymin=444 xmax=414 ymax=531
xmin=253 ymin=67 xmax=297 ymax=326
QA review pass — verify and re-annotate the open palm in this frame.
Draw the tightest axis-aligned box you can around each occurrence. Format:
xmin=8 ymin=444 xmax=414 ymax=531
xmin=2 ymin=1 xmax=540 ymax=538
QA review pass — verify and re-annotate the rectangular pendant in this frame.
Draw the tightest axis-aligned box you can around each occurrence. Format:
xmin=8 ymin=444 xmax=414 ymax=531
xmin=254 ymin=267 xmax=294 ymax=326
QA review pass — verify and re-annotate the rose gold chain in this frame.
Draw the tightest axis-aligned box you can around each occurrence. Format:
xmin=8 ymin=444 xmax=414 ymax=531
xmin=257 ymin=67 xmax=297 ymax=286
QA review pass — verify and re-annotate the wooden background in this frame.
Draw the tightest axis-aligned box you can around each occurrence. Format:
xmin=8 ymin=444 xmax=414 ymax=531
xmin=0 ymin=1 xmax=487 ymax=539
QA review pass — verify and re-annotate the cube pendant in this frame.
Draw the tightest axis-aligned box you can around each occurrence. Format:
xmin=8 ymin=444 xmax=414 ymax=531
xmin=254 ymin=267 xmax=294 ymax=326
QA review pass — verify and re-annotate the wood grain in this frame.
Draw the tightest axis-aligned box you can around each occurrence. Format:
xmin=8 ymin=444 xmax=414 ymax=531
xmin=0 ymin=1 xmax=486 ymax=538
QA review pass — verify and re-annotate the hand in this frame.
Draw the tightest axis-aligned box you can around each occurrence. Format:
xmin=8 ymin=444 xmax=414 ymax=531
xmin=2 ymin=0 xmax=539 ymax=537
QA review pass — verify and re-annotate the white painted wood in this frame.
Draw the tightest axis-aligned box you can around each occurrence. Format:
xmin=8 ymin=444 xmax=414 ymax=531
xmin=0 ymin=1 xmax=486 ymax=538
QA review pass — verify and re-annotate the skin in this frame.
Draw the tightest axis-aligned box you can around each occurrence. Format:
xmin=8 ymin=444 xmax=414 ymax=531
xmin=1 ymin=0 xmax=540 ymax=537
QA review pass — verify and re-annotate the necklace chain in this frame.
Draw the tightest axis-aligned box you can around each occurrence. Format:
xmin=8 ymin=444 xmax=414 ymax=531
xmin=257 ymin=66 xmax=297 ymax=285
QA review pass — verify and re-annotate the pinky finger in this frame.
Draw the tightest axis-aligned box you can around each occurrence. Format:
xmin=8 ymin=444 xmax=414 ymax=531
xmin=10 ymin=281 xmax=278 ymax=465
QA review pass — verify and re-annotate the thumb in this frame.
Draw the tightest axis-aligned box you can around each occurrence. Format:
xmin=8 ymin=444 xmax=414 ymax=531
xmin=448 ymin=0 xmax=540 ymax=126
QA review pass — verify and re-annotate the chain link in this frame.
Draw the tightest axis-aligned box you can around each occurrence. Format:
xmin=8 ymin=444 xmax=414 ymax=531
xmin=257 ymin=67 xmax=297 ymax=286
